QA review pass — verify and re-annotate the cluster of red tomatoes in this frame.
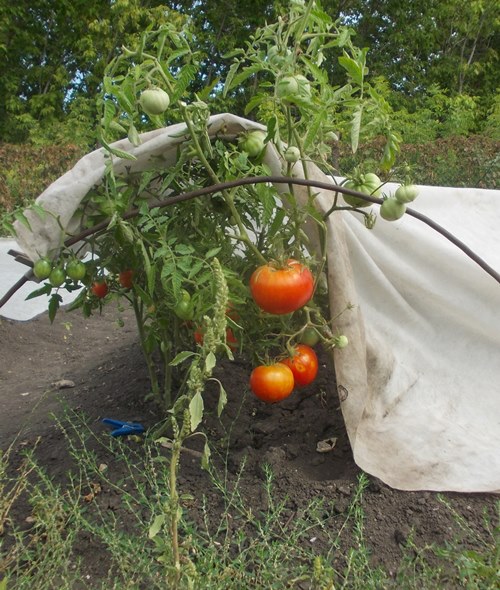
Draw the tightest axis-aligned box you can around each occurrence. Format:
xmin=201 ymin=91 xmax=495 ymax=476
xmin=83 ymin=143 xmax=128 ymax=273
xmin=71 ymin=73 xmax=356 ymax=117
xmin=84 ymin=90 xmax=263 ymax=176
xmin=90 ymin=269 xmax=133 ymax=298
xmin=249 ymin=259 xmax=319 ymax=403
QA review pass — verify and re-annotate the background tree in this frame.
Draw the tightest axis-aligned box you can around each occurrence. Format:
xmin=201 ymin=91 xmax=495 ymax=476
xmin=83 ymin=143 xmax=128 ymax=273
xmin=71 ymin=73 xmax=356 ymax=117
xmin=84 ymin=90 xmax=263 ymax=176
xmin=0 ymin=0 xmax=498 ymax=145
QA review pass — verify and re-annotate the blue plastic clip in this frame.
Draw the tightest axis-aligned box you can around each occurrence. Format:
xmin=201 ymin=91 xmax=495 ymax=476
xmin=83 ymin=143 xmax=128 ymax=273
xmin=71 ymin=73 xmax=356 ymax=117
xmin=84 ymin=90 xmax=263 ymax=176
xmin=102 ymin=418 xmax=145 ymax=437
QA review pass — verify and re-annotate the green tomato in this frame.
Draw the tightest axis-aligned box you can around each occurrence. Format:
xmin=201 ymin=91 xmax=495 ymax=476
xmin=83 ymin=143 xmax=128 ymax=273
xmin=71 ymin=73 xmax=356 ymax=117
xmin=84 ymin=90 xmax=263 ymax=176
xmin=276 ymin=75 xmax=311 ymax=103
xmin=139 ymin=88 xmax=170 ymax=116
xmin=300 ymin=326 xmax=320 ymax=347
xmin=49 ymin=268 xmax=66 ymax=288
xmin=284 ymin=146 xmax=301 ymax=163
xmin=343 ymin=175 xmax=381 ymax=208
xmin=362 ymin=173 xmax=382 ymax=189
xmin=239 ymin=130 xmax=267 ymax=158
xmin=174 ymin=290 xmax=194 ymax=321
xmin=395 ymin=184 xmax=419 ymax=204
xmin=33 ymin=258 xmax=52 ymax=280
xmin=66 ymin=260 xmax=86 ymax=281
xmin=380 ymin=198 xmax=406 ymax=221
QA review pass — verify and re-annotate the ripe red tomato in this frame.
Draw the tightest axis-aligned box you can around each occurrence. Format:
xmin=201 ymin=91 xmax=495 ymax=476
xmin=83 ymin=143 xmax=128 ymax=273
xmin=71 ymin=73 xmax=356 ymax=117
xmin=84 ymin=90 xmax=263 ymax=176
xmin=250 ymin=259 xmax=314 ymax=315
xmin=119 ymin=269 xmax=134 ymax=289
xmin=91 ymin=280 xmax=109 ymax=299
xmin=249 ymin=363 xmax=295 ymax=403
xmin=281 ymin=344 xmax=318 ymax=387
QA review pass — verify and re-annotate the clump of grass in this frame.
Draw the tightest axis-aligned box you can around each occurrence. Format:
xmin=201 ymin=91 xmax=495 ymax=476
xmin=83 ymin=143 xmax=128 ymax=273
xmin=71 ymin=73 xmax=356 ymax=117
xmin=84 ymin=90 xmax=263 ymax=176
xmin=1 ymin=409 xmax=499 ymax=589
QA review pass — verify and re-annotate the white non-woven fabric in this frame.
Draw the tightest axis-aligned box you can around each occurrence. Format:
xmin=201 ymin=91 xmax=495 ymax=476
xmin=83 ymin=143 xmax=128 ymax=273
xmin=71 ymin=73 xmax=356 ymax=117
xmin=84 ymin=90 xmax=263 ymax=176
xmin=11 ymin=114 xmax=500 ymax=492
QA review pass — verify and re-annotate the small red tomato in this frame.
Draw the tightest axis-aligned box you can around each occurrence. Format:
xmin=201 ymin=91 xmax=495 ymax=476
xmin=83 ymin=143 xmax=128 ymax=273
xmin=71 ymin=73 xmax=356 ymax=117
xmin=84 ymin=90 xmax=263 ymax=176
xmin=194 ymin=326 xmax=204 ymax=345
xmin=119 ymin=270 xmax=133 ymax=289
xmin=249 ymin=363 xmax=295 ymax=403
xmin=250 ymin=259 xmax=314 ymax=315
xmin=281 ymin=344 xmax=318 ymax=387
xmin=91 ymin=280 xmax=109 ymax=299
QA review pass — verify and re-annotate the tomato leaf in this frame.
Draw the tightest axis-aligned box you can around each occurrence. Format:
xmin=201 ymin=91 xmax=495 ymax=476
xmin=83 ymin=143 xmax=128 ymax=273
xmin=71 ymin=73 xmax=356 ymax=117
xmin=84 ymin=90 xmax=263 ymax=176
xmin=189 ymin=392 xmax=204 ymax=432
xmin=99 ymin=134 xmax=137 ymax=161
xmin=48 ymin=293 xmax=62 ymax=324
xmin=350 ymin=104 xmax=363 ymax=154
xmin=127 ymin=123 xmax=141 ymax=147
xmin=25 ymin=284 xmax=52 ymax=300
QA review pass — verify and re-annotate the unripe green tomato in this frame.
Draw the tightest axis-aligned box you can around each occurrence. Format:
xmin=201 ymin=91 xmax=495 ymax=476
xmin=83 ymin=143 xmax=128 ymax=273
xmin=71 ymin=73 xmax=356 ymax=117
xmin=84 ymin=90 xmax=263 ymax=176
xmin=362 ymin=173 xmax=382 ymax=189
xmin=395 ymin=184 xmax=419 ymax=204
xmin=276 ymin=75 xmax=311 ymax=102
xmin=380 ymin=198 xmax=406 ymax=221
xmin=334 ymin=335 xmax=348 ymax=349
xmin=174 ymin=289 xmax=194 ymax=321
xmin=139 ymin=88 xmax=170 ymax=116
xmin=284 ymin=146 xmax=301 ymax=163
xmin=49 ymin=267 xmax=66 ymax=288
xmin=300 ymin=326 xmax=320 ymax=347
xmin=239 ymin=130 xmax=267 ymax=158
xmin=33 ymin=258 xmax=52 ymax=280
xmin=343 ymin=177 xmax=380 ymax=208
xmin=66 ymin=260 xmax=86 ymax=281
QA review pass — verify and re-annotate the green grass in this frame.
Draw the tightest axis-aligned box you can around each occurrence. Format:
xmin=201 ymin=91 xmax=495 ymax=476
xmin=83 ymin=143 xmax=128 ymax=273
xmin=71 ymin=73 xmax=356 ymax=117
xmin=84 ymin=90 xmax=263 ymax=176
xmin=1 ymin=411 xmax=499 ymax=590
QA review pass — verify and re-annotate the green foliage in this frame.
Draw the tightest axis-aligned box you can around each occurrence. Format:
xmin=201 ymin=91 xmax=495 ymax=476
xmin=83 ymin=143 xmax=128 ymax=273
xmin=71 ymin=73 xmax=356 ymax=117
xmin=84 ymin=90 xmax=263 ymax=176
xmin=1 ymin=0 xmax=498 ymax=145
xmin=0 ymin=1 xmax=185 ymax=144
xmin=483 ymin=91 xmax=500 ymax=140
xmin=0 ymin=143 xmax=84 ymax=212
xmin=336 ymin=135 xmax=500 ymax=189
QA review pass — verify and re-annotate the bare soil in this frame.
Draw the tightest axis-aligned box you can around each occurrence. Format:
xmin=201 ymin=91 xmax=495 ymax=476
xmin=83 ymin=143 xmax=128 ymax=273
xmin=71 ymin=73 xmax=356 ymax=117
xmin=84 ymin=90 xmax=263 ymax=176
xmin=0 ymin=303 xmax=498 ymax=584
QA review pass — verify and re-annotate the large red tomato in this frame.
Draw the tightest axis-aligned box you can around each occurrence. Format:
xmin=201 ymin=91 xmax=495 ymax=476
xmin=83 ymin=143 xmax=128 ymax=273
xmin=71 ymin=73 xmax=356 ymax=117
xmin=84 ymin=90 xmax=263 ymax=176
xmin=281 ymin=344 xmax=318 ymax=387
xmin=249 ymin=363 xmax=295 ymax=403
xmin=249 ymin=259 xmax=314 ymax=315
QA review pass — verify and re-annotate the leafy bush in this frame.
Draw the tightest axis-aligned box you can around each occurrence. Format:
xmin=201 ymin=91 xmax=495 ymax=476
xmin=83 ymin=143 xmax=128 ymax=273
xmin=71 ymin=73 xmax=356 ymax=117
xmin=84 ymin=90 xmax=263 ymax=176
xmin=336 ymin=135 xmax=500 ymax=189
xmin=0 ymin=143 xmax=84 ymax=213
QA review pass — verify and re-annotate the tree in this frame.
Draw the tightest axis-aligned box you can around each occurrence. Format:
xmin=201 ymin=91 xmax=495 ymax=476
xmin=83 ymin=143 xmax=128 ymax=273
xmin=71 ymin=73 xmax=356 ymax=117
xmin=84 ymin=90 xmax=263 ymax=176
xmin=0 ymin=1 xmax=182 ymax=144
xmin=335 ymin=0 xmax=499 ymax=104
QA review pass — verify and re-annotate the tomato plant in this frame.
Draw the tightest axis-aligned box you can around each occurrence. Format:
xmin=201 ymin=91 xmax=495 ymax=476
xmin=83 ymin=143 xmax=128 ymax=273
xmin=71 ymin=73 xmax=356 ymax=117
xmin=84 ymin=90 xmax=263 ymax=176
xmin=91 ymin=280 xmax=109 ymax=299
xmin=249 ymin=363 xmax=295 ymax=403
xmin=281 ymin=344 xmax=318 ymax=387
xmin=118 ymin=269 xmax=133 ymax=289
xmin=26 ymin=1 xmax=398 ymax=430
xmin=250 ymin=259 xmax=314 ymax=315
